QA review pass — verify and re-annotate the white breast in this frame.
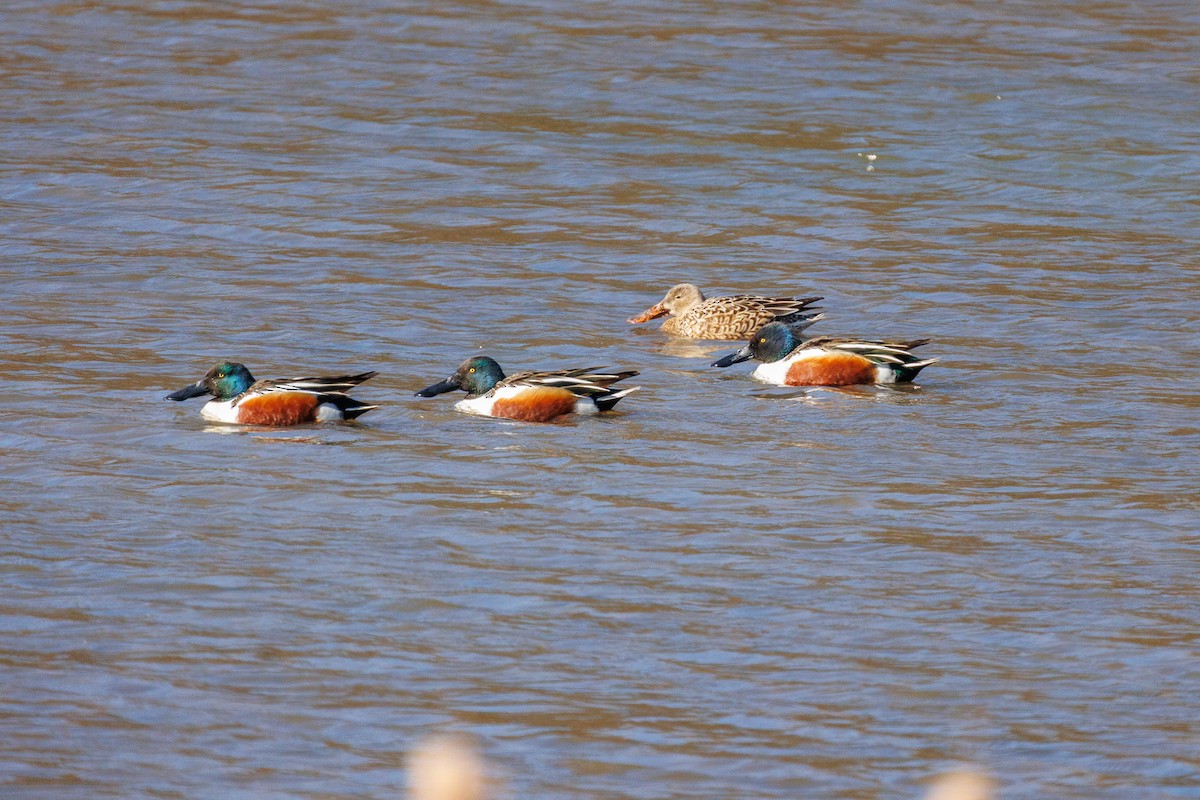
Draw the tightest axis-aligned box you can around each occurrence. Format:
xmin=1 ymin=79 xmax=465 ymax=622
xmin=752 ymin=357 xmax=793 ymax=385
xmin=454 ymin=395 xmax=497 ymax=416
xmin=752 ymin=349 xmax=824 ymax=386
xmin=199 ymin=399 xmax=241 ymax=423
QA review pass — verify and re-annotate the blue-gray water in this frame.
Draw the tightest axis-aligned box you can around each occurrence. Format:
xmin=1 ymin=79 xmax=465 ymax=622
xmin=2 ymin=1 xmax=1198 ymax=798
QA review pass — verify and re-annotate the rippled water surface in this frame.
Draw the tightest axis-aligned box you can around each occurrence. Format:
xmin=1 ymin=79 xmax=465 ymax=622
xmin=3 ymin=1 xmax=1198 ymax=798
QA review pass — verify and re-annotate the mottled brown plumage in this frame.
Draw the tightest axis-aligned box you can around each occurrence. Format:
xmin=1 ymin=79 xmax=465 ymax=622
xmin=628 ymin=283 xmax=823 ymax=340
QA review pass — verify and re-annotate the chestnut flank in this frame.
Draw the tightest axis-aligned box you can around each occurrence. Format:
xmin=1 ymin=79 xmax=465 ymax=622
xmin=237 ymin=392 xmax=321 ymax=425
xmin=786 ymin=352 xmax=876 ymax=386
xmin=492 ymin=387 xmax=579 ymax=422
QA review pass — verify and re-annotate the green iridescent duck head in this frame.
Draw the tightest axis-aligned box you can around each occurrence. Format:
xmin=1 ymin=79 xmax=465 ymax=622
xmin=415 ymin=356 xmax=506 ymax=397
xmin=165 ymin=361 xmax=256 ymax=402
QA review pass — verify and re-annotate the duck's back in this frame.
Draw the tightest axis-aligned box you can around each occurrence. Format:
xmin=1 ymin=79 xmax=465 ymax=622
xmin=668 ymin=295 xmax=819 ymax=339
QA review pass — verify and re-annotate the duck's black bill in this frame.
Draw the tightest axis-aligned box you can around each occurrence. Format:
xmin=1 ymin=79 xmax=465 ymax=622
xmin=165 ymin=381 xmax=210 ymax=401
xmin=711 ymin=347 xmax=753 ymax=368
xmin=415 ymin=378 xmax=459 ymax=398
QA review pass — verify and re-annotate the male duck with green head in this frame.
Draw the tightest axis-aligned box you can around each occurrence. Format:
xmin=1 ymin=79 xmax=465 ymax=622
xmin=166 ymin=361 xmax=378 ymax=425
xmin=415 ymin=356 xmax=639 ymax=422
xmin=712 ymin=323 xmax=938 ymax=386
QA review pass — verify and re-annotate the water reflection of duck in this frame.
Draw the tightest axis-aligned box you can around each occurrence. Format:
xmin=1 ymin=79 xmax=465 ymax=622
xmin=408 ymin=734 xmax=488 ymax=800
xmin=404 ymin=733 xmax=995 ymax=800
xmin=925 ymin=769 xmax=997 ymax=800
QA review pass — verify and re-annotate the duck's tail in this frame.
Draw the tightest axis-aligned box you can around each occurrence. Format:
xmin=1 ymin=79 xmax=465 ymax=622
xmin=594 ymin=385 xmax=641 ymax=412
xmin=319 ymin=393 xmax=378 ymax=420
xmin=890 ymin=357 xmax=939 ymax=383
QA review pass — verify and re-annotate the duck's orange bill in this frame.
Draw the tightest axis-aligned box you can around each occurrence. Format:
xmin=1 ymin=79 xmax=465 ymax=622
xmin=627 ymin=304 xmax=668 ymax=324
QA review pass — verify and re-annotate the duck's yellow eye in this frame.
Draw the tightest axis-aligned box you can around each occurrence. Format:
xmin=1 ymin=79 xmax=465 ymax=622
xmin=217 ymin=372 xmax=226 ymax=378
xmin=759 ymin=338 xmax=766 ymax=343
xmin=468 ymin=368 xmax=476 ymax=373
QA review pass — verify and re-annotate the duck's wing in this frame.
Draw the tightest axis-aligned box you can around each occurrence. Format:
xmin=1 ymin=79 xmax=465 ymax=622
xmin=802 ymin=337 xmax=931 ymax=364
xmin=717 ymin=294 xmax=824 ymax=317
xmin=680 ymin=295 xmax=823 ymax=338
xmin=500 ymin=368 xmax=639 ymax=397
xmin=236 ymin=371 xmax=378 ymax=402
